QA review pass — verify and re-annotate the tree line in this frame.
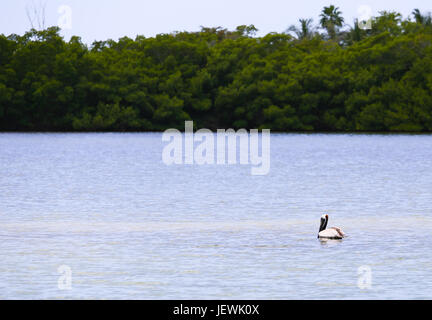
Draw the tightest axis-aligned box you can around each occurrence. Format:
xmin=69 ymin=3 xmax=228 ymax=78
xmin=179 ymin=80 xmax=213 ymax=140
xmin=1 ymin=6 xmax=432 ymax=132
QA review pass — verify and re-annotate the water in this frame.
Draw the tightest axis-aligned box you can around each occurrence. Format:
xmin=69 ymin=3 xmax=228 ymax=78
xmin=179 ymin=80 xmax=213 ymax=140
xmin=1 ymin=133 xmax=432 ymax=299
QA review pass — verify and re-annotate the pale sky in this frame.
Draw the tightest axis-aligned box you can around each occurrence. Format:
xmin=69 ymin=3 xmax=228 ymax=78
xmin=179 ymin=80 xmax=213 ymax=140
xmin=1 ymin=0 xmax=431 ymax=44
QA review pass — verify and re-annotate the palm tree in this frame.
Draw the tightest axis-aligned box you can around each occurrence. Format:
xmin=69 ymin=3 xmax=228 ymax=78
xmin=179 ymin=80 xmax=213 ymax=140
xmin=412 ymin=8 xmax=432 ymax=26
xmin=319 ymin=5 xmax=344 ymax=40
xmin=287 ymin=18 xmax=316 ymax=40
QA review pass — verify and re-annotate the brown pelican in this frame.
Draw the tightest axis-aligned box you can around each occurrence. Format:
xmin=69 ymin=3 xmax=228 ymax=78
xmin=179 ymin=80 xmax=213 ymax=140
xmin=318 ymin=214 xmax=346 ymax=239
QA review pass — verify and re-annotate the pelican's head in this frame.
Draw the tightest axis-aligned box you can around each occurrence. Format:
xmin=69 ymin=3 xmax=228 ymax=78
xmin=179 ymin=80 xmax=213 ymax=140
xmin=318 ymin=214 xmax=329 ymax=233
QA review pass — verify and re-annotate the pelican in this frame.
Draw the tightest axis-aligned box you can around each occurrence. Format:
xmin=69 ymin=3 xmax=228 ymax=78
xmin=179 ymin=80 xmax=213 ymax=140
xmin=318 ymin=214 xmax=346 ymax=239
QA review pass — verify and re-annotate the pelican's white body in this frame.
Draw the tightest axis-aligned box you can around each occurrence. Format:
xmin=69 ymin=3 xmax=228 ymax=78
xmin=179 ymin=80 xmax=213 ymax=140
xmin=318 ymin=227 xmax=345 ymax=239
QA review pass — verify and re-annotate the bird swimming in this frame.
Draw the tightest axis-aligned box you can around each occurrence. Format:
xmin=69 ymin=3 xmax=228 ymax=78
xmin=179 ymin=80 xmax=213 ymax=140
xmin=317 ymin=214 xmax=346 ymax=239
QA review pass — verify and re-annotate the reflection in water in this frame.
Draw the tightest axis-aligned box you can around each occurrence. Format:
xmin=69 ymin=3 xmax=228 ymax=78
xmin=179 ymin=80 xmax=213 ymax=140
xmin=1 ymin=133 xmax=432 ymax=299
xmin=319 ymin=238 xmax=344 ymax=246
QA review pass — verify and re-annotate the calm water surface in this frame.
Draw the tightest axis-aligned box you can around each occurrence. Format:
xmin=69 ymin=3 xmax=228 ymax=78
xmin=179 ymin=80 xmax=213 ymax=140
xmin=1 ymin=133 xmax=432 ymax=299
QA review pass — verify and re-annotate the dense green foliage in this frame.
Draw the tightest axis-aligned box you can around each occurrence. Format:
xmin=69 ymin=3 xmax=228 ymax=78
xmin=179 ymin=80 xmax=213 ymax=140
xmin=1 ymin=8 xmax=432 ymax=132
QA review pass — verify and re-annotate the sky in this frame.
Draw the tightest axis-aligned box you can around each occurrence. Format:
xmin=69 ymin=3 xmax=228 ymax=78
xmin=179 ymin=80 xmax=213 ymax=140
xmin=1 ymin=0 xmax=431 ymax=44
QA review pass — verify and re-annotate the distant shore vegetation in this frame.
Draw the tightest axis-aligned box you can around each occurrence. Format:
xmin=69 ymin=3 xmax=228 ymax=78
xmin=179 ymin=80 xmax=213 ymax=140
xmin=1 ymin=6 xmax=432 ymax=132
